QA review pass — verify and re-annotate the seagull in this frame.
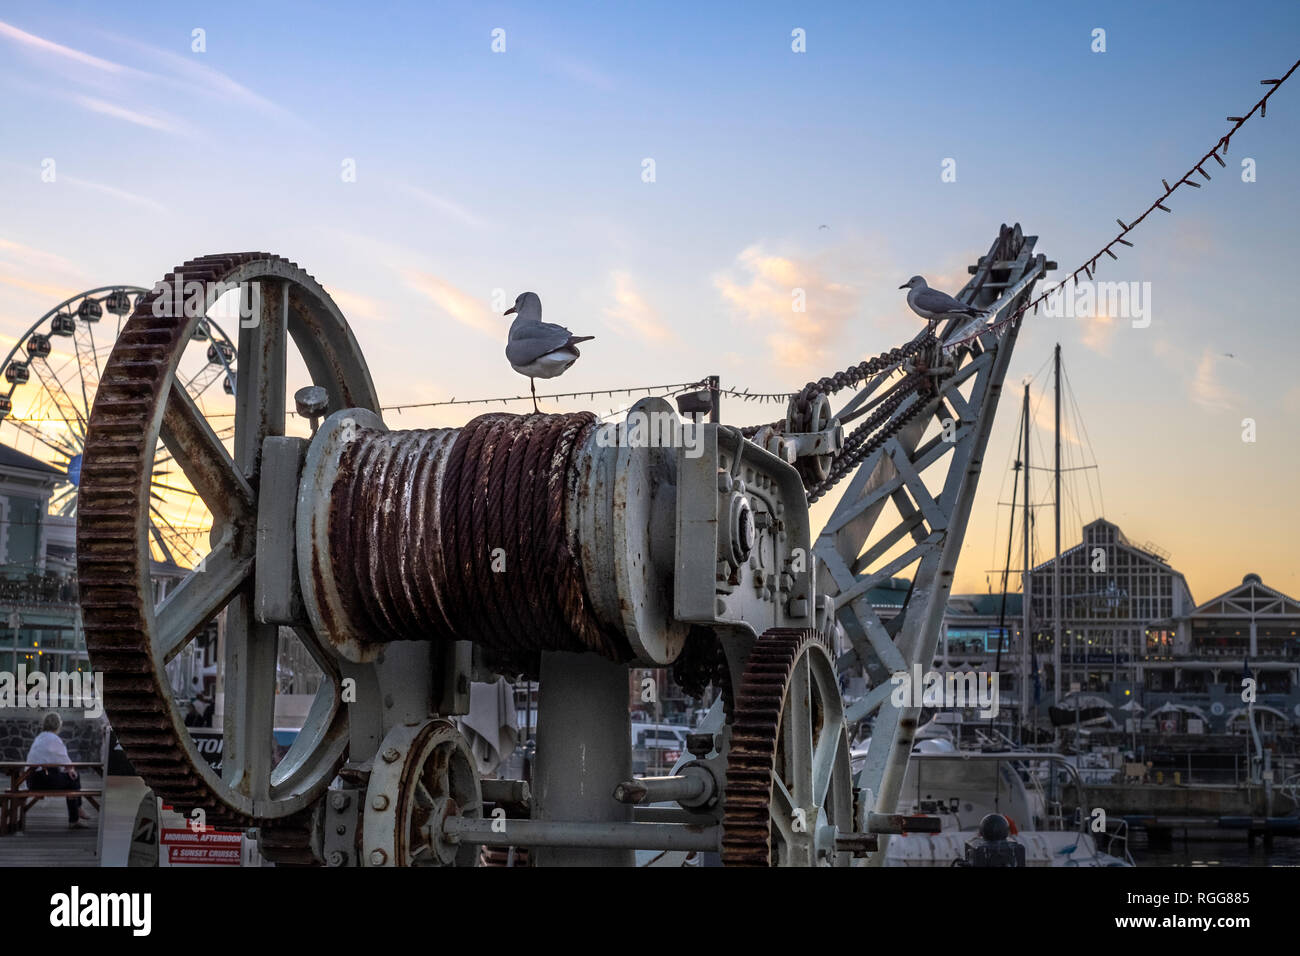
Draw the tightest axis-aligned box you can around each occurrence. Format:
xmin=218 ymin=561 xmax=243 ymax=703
xmin=504 ymin=292 xmax=594 ymax=413
xmin=899 ymin=276 xmax=987 ymax=335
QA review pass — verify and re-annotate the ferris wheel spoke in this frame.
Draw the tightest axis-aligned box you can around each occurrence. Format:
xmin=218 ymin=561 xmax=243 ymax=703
xmin=6 ymin=418 xmax=79 ymax=460
xmin=49 ymin=486 xmax=76 ymax=511
xmin=30 ymin=357 xmax=88 ymax=442
xmin=153 ymin=534 xmax=252 ymax=662
xmin=182 ymin=362 xmax=220 ymax=399
xmin=160 ymin=380 xmax=255 ymax=526
xmin=150 ymin=481 xmax=201 ymax=498
xmin=147 ymin=518 xmax=177 ymax=565
xmin=149 ymin=504 xmax=203 ymax=565
xmin=71 ymin=321 xmax=100 ymax=421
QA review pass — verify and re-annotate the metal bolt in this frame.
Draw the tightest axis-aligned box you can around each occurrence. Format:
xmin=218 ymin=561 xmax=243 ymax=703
xmin=381 ymin=747 xmax=401 ymax=763
xmin=326 ymin=850 xmax=345 ymax=867
xmin=686 ymin=733 xmax=715 ymax=758
xmin=293 ymin=385 xmax=329 ymax=435
xmin=330 ymin=792 xmax=350 ymax=811
xmin=369 ymin=849 xmax=388 ymax=866
xmin=371 ymin=794 xmax=390 ymax=811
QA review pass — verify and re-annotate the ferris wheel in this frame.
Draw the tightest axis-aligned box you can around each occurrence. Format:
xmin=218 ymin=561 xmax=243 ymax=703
xmin=0 ymin=285 xmax=239 ymax=568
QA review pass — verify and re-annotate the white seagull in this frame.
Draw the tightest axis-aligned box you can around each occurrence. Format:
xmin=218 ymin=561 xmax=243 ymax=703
xmin=504 ymin=292 xmax=595 ymax=412
xmin=899 ymin=276 xmax=987 ymax=334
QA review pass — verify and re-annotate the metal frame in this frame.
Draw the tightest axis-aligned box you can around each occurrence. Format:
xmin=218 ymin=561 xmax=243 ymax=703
xmin=811 ymin=225 xmax=1047 ymax=861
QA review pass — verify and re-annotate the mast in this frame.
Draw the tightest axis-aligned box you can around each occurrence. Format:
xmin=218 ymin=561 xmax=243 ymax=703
xmin=1053 ymin=344 xmax=1063 ymax=705
xmin=1020 ymin=384 xmax=1032 ymax=728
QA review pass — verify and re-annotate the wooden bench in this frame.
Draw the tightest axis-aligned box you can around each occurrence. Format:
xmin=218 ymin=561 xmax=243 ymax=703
xmin=0 ymin=762 xmax=102 ymax=835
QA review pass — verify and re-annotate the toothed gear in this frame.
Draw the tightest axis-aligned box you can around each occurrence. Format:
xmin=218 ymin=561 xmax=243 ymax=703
xmin=721 ymin=628 xmax=854 ymax=866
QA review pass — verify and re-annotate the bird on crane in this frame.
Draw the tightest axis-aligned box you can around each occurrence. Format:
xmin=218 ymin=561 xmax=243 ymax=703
xmin=899 ymin=276 xmax=987 ymax=335
xmin=504 ymin=292 xmax=595 ymax=413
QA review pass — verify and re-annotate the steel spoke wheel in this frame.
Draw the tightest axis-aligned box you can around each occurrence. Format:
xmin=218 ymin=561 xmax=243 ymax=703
xmin=722 ymin=627 xmax=854 ymax=866
xmin=78 ymin=253 xmax=379 ymax=824
xmin=363 ymin=720 xmax=483 ymax=867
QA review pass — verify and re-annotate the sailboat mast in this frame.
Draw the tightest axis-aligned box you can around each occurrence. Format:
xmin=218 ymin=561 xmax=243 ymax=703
xmin=1054 ymin=343 xmax=1063 ymax=705
xmin=1021 ymin=383 xmax=1032 ymax=727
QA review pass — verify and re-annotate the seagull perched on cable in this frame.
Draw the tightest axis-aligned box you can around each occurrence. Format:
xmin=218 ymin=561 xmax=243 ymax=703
xmin=899 ymin=276 xmax=987 ymax=335
xmin=504 ymin=292 xmax=594 ymax=413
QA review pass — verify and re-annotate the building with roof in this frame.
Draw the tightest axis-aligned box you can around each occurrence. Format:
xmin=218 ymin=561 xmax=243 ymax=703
xmin=0 ymin=444 xmax=80 ymax=679
xmin=1025 ymin=518 xmax=1195 ymax=699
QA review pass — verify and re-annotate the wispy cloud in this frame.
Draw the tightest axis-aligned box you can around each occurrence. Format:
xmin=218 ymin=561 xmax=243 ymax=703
xmin=105 ymin=33 xmax=296 ymax=122
xmin=0 ymin=20 xmax=296 ymax=132
xmin=603 ymin=271 xmax=676 ymax=343
xmin=58 ymin=173 xmax=166 ymax=212
xmin=328 ymin=288 xmax=389 ymax=325
xmin=0 ymin=19 xmax=135 ymax=74
xmin=714 ymin=244 xmax=861 ymax=368
xmin=402 ymin=269 xmax=497 ymax=336
xmin=550 ymin=55 xmax=614 ymax=91
xmin=1190 ymin=348 xmax=1242 ymax=410
xmin=1080 ymin=310 xmax=1117 ymax=356
xmin=398 ymin=185 xmax=490 ymax=230
xmin=0 ymin=272 xmax=80 ymax=301
xmin=73 ymin=94 xmax=177 ymax=132
xmin=0 ymin=238 xmax=87 ymax=278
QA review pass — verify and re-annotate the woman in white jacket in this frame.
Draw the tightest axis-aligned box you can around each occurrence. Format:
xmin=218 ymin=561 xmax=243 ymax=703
xmin=26 ymin=712 xmax=88 ymax=828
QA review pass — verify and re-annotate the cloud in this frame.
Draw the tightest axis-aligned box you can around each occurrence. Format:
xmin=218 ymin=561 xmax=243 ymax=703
xmin=603 ymin=272 xmax=675 ymax=343
xmin=0 ymin=19 xmax=134 ymax=74
xmin=714 ymin=245 xmax=861 ymax=368
xmin=0 ymin=238 xmax=86 ymax=278
xmin=73 ymin=94 xmax=176 ymax=132
xmin=58 ymin=174 xmax=166 ymax=212
xmin=106 ymin=34 xmax=297 ymax=121
xmin=0 ymin=272 xmax=80 ymax=302
xmin=402 ymin=270 xmax=497 ymax=336
xmin=550 ymin=56 xmax=614 ymax=91
xmin=398 ymin=185 xmax=490 ymax=230
xmin=328 ymin=289 xmax=388 ymax=325
xmin=1190 ymin=348 xmax=1242 ymax=410
xmin=1079 ymin=310 xmax=1117 ymax=355
xmin=0 ymin=20 xmax=295 ymax=130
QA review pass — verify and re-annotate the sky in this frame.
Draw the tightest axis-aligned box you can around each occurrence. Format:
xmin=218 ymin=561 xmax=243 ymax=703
xmin=1 ymin=0 xmax=1297 ymax=603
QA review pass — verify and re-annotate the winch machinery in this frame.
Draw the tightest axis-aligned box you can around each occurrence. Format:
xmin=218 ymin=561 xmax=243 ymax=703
xmin=78 ymin=226 xmax=1049 ymax=865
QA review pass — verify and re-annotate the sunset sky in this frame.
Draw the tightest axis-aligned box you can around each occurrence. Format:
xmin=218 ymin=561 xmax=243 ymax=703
xmin=1 ymin=1 xmax=1297 ymax=604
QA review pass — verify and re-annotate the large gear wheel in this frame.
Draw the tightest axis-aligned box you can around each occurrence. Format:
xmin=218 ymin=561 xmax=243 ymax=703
xmin=363 ymin=720 xmax=482 ymax=867
xmin=78 ymin=252 xmax=381 ymax=826
xmin=721 ymin=628 xmax=854 ymax=866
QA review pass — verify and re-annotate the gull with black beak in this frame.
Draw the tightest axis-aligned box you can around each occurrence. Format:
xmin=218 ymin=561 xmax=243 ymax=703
xmin=504 ymin=292 xmax=595 ymax=413
xmin=899 ymin=276 xmax=987 ymax=335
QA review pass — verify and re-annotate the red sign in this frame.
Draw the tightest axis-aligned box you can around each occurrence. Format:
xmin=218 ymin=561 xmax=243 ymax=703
xmin=160 ymin=827 xmax=243 ymax=865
